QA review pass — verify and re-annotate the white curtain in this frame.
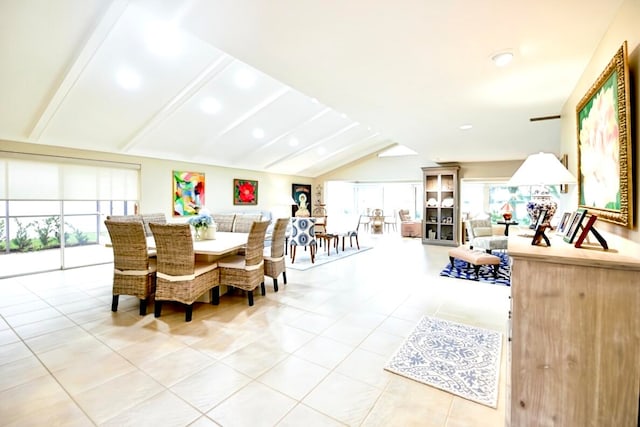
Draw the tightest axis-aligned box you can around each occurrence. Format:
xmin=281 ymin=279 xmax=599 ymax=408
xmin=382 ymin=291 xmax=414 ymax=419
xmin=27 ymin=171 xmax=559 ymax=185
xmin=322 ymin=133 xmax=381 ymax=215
xmin=0 ymin=153 xmax=139 ymax=200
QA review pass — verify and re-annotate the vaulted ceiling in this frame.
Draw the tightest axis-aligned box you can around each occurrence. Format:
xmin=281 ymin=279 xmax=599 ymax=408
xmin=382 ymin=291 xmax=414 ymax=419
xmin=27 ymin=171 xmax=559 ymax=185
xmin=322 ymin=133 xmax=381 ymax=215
xmin=0 ymin=0 xmax=623 ymax=177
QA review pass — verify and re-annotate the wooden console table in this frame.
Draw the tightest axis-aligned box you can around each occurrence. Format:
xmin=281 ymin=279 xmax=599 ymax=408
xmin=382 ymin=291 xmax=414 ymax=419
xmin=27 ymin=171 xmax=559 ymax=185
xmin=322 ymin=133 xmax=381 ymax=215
xmin=507 ymin=233 xmax=640 ymax=426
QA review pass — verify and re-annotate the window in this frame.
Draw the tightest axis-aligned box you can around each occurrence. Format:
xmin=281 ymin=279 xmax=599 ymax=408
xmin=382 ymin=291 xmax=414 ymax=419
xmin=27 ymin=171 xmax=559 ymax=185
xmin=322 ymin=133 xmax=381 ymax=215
xmin=0 ymin=153 xmax=140 ymax=277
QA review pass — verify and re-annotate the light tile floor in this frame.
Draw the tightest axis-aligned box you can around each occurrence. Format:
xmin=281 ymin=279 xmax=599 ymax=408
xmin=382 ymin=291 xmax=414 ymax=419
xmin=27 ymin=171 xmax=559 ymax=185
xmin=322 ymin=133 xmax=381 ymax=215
xmin=0 ymin=233 xmax=510 ymax=426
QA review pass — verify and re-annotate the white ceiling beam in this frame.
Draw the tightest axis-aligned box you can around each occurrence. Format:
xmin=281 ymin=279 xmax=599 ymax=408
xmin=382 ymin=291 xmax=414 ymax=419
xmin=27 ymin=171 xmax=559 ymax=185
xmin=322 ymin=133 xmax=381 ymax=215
xmin=228 ymin=107 xmax=331 ymax=163
xmin=264 ymin=122 xmax=360 ymax=169
xmin=28 ymin=0 xmax=130 ymax=141
xmin=216 ymin=87 xmax=290 ymax=137
xmin=120 ymin=53 xmax=233 ymax=151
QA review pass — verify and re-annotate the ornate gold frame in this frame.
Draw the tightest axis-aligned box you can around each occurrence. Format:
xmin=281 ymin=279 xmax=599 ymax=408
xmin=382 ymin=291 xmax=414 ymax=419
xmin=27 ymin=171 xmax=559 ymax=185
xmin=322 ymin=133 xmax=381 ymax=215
xmin=576 ymin=41 xmax=633 ymax=227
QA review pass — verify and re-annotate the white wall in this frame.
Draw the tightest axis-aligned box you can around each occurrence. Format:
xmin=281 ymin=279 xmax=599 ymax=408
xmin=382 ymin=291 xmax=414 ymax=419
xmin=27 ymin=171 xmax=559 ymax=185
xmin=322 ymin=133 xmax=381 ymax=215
xmin=1 ymin=140 xmax=310 ymax=219
xmin=559 ymin=0 xmax=640 ymax=242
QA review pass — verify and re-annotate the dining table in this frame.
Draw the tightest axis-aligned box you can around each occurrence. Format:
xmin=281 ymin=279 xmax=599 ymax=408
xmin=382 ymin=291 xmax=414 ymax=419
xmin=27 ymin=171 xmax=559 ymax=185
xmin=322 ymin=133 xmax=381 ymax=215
xmin=145 ymin=231 xmax=249 ymax=260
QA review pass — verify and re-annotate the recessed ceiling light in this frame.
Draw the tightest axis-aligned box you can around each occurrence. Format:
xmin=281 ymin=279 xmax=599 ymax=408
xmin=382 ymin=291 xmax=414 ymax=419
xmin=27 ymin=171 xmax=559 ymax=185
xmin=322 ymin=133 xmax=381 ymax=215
xmin=234 ymin=68 xmax=256 ymax=89
xmin=317 ymin=147 xmax=326 ymax=155
xmin=340 ymin=113 xmax=348 ymax=119
xmin=252 ymin=128 xmax=265 ymax=139
xmin=289 ymin=137 xmax=299 ymax=147
xmin=115 ymin=66 xmax=141 ymax=90
xmin=200 ymin=97 xmax=221 ymax=115
xmin=491 ymin=51 xmax=514 ymax=67
xmin=459 ymin=124 xmax=473 ymax=130
xmin=311 ymin=98 xmax=319 ymax=104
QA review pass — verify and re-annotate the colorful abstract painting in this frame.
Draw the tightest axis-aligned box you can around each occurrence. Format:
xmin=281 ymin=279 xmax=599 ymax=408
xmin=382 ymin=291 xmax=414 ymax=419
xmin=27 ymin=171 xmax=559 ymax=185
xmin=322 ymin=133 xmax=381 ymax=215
xmin=234 ymin=179 xmax=258 ymax=205
xmin=173 ymin=171 xmax=205 ymax=216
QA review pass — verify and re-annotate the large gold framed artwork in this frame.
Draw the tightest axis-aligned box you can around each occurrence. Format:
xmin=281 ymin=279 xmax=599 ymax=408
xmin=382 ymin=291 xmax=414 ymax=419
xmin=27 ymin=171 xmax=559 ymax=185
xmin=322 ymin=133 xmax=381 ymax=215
xmin=576 ymin=41 xmax=633 ymax=227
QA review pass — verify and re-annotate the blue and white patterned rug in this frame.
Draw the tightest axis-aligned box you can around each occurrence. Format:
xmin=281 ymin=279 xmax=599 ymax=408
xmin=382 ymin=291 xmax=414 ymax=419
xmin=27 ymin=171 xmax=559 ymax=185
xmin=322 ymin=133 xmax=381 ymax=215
xmin=384 ymin=316 xmax=502 ymax=408
xmin=440 ymin=252 xmax=511 ymax=286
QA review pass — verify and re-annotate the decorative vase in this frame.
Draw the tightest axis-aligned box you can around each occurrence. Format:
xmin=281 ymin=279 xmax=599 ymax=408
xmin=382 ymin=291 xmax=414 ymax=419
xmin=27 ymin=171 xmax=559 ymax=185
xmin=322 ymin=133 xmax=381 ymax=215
xmin=526 ymin=193 xmax=557 ymax=229
xmin=194 ymin=227 xmax=204 ymax=240
xmin=500 ymin=201 xmax=513 ymax=222
xmin=205 ymin=224 xmax=217 ymax=240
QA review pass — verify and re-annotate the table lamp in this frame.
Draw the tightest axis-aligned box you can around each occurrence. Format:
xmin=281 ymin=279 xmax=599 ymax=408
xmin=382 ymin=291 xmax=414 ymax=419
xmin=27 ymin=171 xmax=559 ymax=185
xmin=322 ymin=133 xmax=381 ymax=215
xmin=507 ymin=152 xmax=577 ymax=228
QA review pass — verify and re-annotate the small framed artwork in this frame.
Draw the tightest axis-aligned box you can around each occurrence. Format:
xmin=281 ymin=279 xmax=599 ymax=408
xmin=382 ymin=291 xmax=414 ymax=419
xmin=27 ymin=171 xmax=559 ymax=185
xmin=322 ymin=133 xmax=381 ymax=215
xmin=292 ymin=183 xmax=312 ymax=217
xmin=234 ymin=179 xmax=258 ymax=205
xmin=173 ymin=170 xmax=205 ymax=216
xmin=531 ymin=209 xmax=550 ymax=246
xmin=563 ymin=208 xmax=588 ymax=243
xmin=574 ymin=214 xmax=609 ymax=250
xmin=557 ymin=211 xmax=572 ymax=233
xmin=532 ymin=225 xmax=550 ymax=246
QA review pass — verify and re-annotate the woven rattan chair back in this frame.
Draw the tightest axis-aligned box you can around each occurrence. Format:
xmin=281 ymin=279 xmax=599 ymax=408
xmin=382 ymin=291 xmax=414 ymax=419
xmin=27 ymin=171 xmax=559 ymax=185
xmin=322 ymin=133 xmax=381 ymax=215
xmin=106 ymin=215 xmax=143 ymax=223
xmin=104 ymin=219 xmax=155 ymax=315
xmin=264 ymin=217 xmax=289 ymax=292
xmin=105 ymin=220 xmax=149 ymax=271
xmin=233 ymin=214 xmax=263 ymax=233
xmin=141 ymin=213 xmax=166 ymax=237
xmin=217 ymin=220 xmax=269 ymax=306
xmin=149 ymin=222 xmax=220 ymax=322
xmin=149 ymin=223 xmax=195 ymax=276
xmin=269 ymin=218 xmax=289 ymax=258
xmin=244 ymin=221 xmax=270 ymax=267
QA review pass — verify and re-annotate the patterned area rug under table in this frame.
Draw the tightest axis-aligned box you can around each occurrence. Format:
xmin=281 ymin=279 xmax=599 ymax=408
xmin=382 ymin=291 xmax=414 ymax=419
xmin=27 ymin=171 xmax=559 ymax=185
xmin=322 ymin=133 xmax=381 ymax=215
xmin=384 ymin=316 xmax=503 ymax=408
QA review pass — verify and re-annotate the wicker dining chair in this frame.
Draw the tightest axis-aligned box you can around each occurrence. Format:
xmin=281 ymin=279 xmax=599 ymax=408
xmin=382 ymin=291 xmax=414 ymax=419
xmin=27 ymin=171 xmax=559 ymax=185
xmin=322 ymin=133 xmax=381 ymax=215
xmin=106 ymin=214 xmax=143 ymax=222
xmin=141 ymin=212 xmax=167 ymax=237
xmin=104 ymin=220 xmax=156 ymax=315
xmin=217 ymin=221 xmax=269 ymax=306
xmin=263 ymin=217 xmax=289 ymax=292
xmin=149 ymin=223 xmax=220 ymax=322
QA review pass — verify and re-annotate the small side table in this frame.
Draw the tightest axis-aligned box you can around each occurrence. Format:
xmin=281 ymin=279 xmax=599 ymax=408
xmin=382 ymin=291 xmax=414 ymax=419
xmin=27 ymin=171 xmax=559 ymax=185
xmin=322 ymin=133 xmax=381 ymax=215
xmin=497 ymin=220 xmax=519 ymax=236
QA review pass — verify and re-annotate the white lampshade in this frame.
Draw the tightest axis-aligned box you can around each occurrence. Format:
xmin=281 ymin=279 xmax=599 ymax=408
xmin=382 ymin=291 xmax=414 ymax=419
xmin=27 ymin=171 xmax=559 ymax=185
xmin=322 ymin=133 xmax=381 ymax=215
xmin=507 ymin=152 xmax=577 ymax=186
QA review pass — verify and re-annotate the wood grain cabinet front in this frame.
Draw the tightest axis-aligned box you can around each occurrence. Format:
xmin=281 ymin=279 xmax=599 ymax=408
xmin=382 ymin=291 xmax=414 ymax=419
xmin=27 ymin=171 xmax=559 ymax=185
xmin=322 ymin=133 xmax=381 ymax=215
xmin=507 ymin=234 xmax=640 ymax=427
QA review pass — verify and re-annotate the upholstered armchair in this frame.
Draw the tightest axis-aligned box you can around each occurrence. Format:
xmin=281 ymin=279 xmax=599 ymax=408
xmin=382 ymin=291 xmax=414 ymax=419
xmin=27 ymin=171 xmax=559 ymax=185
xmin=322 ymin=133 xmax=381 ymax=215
xmin=398 ymin=209 xmax=422 ymax=238
xmin=466 ymin=219 xmax=508 ymax=253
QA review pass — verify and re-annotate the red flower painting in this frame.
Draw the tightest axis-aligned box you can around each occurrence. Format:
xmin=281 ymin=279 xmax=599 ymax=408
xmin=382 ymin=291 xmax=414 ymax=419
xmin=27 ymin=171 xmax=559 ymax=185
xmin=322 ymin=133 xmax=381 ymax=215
xmin=234 ymin=179 xmax=258 ymax=205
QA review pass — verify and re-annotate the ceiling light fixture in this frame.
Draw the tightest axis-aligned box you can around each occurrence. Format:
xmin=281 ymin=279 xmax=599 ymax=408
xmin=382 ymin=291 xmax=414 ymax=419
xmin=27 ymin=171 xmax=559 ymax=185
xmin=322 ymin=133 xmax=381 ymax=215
xmin=115 ymin=66 xmax=141 ymax=90
xmin=200 ymin=97 xmax=221 ymax=115
xmin=459 ymin=124 xmax=473 ymax=130
xmin=289 ymin=137 xmax=299 ymax=147
xmin=252 ymin=128 xmax=265 ymax=139
xmin=317 ymin=147 xmax=326 ymax=155
xmin=491 ymin=50 xmax=514 ymax=67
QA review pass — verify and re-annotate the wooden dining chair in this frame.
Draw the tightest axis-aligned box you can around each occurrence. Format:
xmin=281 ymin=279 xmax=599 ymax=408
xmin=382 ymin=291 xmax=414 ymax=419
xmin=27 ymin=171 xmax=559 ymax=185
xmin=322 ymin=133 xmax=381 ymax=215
xmin=339 ymin=214 xmax=362 ymax=251
xmin=263 ymin=218 xmax=289 ymax=292
xmin=217 ymin=221 xmax=270 ymax=306
xmin=149 ymin=223 xmax=220 ymax=322
xmin=104 ymin=220 xmax=156 ymax=315
xmin=289 ymin=217 xmax=317 ymax=264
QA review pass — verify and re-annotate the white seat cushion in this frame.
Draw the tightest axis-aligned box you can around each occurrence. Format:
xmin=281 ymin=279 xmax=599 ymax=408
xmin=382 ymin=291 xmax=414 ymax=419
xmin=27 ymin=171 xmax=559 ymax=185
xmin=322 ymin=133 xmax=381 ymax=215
xmin=217 ymin=255 xmax=245 ymax=268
